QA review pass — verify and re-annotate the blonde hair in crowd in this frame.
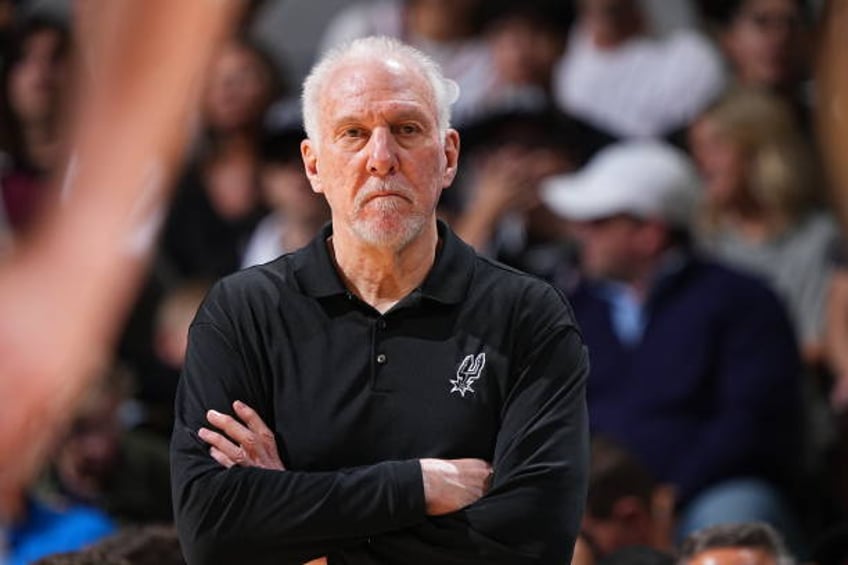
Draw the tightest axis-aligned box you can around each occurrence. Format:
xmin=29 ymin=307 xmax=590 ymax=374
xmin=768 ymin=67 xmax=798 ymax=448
xmin=698 ymin=87 xmax=818 ymax=235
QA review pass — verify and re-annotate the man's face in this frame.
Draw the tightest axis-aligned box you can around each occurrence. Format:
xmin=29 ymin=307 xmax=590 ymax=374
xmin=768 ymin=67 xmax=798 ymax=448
xmin=723 ymin=0 xmax=805 ymax=89
xmin=572 ymin=215 xmax=647 ymax=282
xmin=301 ymin=58 xmax=459 ymax=250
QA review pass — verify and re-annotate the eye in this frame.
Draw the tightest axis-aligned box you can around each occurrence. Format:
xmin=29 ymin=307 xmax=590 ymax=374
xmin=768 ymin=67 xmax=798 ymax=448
xmin=395 ymin=123 xmax=422 ymax=136
xmin=343 ymin=127 xmax=366 ymax=138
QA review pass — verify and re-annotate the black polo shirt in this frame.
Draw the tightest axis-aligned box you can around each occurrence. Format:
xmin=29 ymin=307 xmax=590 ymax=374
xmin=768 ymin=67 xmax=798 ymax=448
xmin=171 ymin=221 xmax=589 ymax=565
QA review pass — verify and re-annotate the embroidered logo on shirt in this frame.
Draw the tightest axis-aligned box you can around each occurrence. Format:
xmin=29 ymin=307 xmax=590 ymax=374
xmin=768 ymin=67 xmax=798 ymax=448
xmin=450 ymin=353 xmax=486 ymax=398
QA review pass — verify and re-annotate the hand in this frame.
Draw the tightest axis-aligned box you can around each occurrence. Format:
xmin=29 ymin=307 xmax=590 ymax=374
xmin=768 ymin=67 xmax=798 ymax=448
xmin=419 ymin=458 xmax=493 ymax=516
xmin=471 ymin=148 xmax=542 ymax=219
xmin=198 ymin=400 xmax=285 ymax=470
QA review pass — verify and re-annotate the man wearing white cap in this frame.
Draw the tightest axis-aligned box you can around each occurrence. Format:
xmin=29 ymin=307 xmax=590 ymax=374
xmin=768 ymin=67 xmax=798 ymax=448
xmin=542 ymin=141 xmax=805 ymax=544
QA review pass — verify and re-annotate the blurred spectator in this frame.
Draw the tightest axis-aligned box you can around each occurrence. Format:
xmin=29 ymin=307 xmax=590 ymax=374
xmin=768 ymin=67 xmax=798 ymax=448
xmin=450 ymin=106 xmax=611 ymax=279
xmin=689 ymin=89 xmax=836 ymax=508
xmin=134 ymin=280 xmax=209 ymax=438
xmin=552 ymin=0 xmax=726 ymax=138
xmin=7 ymin=494 xmax=114 ymax=565
xmin=241 ymin=124 xmax=329 ymax=268
xmin=579 ymin=437 xmax=675 ymax=562
xmin=678 ymin=522 xmax=796 ymax=565
xmin=476 ymin=0 xmax=572 ymax=117
xmin=318 ymin=0 xmax=495 ymax=124
xmin=33 ymin=525 xmax=185 ymax=565
xmin=36 ymin=364 xmax=172 ymax=525
xmin=689 ymin=87 xmax=836 ymax=366
xmin=542 ymin=141 xmax=804 ymax=543
xmin=711 ymin=0 xmax=811 ymax=120
xmin=158 ymin=37 xmax=280 ymax=280
xmin=0 ymin=15 xmax=69 ymax=238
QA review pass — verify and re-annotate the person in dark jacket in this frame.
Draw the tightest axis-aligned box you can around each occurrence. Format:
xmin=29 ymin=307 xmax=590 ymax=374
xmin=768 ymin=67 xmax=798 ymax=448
xmin=542 ymin=140 xmax=805 ymax=545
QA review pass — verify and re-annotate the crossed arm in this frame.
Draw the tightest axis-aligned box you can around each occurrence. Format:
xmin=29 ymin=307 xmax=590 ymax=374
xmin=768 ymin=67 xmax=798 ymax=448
xmin=171 ymin=311 xmax=589 ymax=564
xmin=199 ymin=401 xmax=492 ymax=517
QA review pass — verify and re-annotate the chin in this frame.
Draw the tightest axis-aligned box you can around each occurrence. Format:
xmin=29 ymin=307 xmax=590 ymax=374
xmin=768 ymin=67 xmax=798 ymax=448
xmin=352 ymin=213 xmax=426 ymax=250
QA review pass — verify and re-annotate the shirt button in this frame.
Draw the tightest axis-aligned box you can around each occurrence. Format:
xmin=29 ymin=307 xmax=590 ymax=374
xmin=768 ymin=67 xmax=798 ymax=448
xmin=376 ymin=353 xmax=387 ymax=364
xmin=377 ymin=319 xmax=387 ymax=330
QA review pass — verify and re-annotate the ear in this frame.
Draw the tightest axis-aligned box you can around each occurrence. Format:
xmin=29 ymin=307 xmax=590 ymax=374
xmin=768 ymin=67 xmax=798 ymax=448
xmin=301 ymin=138 xmax=322 ymax=194
xmin=441 ymin=128 xmax=460 ymax=188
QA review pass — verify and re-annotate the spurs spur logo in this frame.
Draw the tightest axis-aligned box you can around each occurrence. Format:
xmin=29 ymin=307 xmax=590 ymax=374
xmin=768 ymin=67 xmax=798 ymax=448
xmin=450 ymin=353 xmax=486 ymax=398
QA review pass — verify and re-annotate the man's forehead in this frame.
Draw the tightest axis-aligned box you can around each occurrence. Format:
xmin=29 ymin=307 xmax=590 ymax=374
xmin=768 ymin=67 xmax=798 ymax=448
xmin=320 ymin=56 xmax=435 ymax=109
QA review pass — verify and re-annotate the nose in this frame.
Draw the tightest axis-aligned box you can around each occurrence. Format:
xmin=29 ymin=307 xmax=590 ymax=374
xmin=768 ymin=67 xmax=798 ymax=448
xmin=366 ymin=127 xmax=398 ymax=177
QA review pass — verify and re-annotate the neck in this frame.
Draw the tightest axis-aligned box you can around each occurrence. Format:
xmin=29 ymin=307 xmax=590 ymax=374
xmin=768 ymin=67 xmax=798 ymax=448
xmin=721 ymin=198 xmax=778 ymax=242
xmin=622 ymin=268 xmax=653 ymax=301
xmin=609 ymin=252 xmax=669 ymax=302
xmin=329 ymin=220 xmax=439 ymax=314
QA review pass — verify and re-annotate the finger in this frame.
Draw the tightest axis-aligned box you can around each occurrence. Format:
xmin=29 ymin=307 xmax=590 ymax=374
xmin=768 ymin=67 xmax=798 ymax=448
xmin=233 ymin=400 xmax=274 ymax=437
xmin=207 ymin=409 xmax=252 ymax=445
xmin=198 ymin=426 xmax=243 ymax=463
xmin=209 ymin=446 xmax=236 ymax=468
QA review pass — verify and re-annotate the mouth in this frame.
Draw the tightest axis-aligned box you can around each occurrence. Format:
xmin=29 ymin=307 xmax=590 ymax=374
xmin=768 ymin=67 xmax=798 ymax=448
xmin=361 ymin=190 xmax=411 ymax=206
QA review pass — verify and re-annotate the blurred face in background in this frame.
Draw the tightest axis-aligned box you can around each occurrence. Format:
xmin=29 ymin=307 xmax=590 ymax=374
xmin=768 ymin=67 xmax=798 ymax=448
xmin=572 ymin=215 xmax=650 ymax=282
xmin=689 ymin=117 xmax=749 ymax=210
xmin=579 ymin=0 xmax=643 ymax=48
xmin=54 ymin=388 xmax=122 ymax=501
xmin=8 ymin=26 xmax=67 ymax=126
xmin=722 ymin=0 xmax=806 ymax=89
xmin=489 ymin=15 xmax=564 ymax=88
xmin=203 ymin=42 xmax=273 ymax=133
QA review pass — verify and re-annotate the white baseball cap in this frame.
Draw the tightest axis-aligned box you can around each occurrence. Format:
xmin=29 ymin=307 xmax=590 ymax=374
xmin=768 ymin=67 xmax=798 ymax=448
xmin=540 ymin=140 xmax=701 ymax=227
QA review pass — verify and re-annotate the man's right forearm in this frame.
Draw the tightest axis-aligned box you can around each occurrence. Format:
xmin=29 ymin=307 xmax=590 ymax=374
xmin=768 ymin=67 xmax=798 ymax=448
xmin=173 ymin=440 xmax=492 ymax=563
xmin=173 ymin=433 xmax=425 ymax=564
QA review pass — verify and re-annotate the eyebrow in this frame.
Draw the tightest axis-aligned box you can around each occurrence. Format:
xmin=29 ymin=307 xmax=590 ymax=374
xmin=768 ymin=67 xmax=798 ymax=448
xmin=331 ymin=107 xmax=433 ymax=128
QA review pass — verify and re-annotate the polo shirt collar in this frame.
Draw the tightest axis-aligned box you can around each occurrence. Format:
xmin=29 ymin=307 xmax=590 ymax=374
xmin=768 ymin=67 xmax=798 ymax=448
xmin=293 ymin=220 xmax=474 ymax=304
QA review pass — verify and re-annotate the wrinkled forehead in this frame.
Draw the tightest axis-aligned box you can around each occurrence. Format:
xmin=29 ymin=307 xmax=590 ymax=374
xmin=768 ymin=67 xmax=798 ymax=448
xmin=319 ymin=55 xmax=438 ymax=117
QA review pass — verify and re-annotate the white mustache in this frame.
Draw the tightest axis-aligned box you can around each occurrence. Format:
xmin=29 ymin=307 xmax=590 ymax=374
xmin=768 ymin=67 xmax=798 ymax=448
xmin=354 ymin=179 xmax=414 ymax=209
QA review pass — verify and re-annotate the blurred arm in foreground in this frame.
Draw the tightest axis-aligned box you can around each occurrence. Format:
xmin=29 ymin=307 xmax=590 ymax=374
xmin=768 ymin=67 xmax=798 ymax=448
xmin=0 ymin=0 xmax=239 ymax=523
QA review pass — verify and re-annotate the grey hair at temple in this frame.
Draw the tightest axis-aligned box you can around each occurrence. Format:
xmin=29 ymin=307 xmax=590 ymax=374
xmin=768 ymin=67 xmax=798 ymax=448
xmin=301 ymin=35 xmax=460 ymax=144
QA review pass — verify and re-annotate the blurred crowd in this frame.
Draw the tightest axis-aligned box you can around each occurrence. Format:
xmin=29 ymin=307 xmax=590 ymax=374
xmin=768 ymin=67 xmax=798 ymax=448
xmin=3 ymin=0 xmax=848 ymax=563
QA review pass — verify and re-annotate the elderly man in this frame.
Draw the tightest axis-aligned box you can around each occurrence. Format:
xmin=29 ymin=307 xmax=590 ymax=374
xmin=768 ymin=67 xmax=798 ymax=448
xmin=170 ymin=36 xmax=589 ymax=565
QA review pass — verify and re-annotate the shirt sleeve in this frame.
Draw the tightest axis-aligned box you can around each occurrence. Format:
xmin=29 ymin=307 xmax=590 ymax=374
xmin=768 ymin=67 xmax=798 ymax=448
xmin=171 ymin=293 xmax=427 ymax=565
xmin=331 ymin=324 xmax=590 ymax=565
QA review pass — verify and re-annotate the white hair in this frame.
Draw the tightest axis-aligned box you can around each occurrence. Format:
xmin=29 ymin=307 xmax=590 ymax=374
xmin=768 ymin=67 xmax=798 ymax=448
xmin=301 ymin=36 xmax=459 ymax=144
